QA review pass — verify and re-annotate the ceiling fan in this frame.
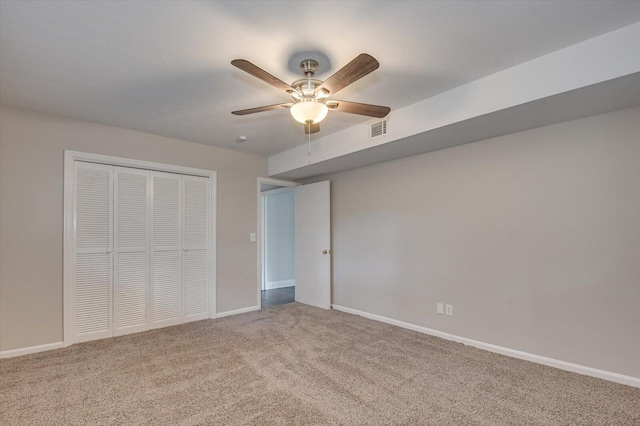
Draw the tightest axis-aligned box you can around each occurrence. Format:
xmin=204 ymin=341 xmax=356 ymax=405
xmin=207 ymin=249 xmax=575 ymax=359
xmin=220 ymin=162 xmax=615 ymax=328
xmin=231 ymin=53 xmax=390 ymax=134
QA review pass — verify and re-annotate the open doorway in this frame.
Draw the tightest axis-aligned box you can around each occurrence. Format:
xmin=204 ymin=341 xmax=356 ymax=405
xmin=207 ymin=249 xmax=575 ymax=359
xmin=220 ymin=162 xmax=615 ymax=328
xmin=257 ymin=178 xmax=299 ymax=309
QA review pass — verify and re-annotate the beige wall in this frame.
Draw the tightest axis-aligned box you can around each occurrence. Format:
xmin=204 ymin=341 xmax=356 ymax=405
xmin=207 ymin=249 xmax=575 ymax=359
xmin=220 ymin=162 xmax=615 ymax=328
xmin=312 ymin=107 xmax=640 ymax=377
xmin=0 ymin=106 xmax=267 ymax=351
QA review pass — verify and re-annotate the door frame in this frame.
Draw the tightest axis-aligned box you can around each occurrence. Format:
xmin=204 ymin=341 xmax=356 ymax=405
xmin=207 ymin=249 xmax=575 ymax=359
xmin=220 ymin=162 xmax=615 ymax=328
xmin=63 ymin=150 xmax=217 ymax=347
xmin=256 ymin=177 xmax=300 ymax=309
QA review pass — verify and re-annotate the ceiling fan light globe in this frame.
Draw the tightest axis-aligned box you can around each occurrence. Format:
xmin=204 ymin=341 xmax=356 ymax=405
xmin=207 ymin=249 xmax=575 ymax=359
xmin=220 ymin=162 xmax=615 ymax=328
xmin=290 ymin=101 xmax=328 ymax=124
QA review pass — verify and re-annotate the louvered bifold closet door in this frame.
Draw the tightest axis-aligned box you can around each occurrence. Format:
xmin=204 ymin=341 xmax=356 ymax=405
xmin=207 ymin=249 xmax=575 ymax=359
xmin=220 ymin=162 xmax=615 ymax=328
xmin=150 ymin=172 xmax=182 ymax=328
xmin=182 ymin=176 xmax=210 ymax=322
xmin=113 ymin=167 xmax=150 ymax=336
xmin=74 ymin=162 xmax=114 ymax=342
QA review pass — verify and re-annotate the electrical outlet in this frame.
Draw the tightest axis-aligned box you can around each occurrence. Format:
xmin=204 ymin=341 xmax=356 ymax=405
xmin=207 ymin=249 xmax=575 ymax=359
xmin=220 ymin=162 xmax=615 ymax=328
xmin=437 ymin=303 xmax=444 ymax=314
xmin=250 ymin=232 xmax=256 ymax=242
xmin=445 ymin=304 xmax=453 ymax=316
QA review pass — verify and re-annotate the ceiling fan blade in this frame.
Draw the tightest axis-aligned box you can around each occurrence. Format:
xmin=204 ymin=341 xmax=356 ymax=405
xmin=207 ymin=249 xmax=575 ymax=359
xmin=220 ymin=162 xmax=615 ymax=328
xmin=231 ymin=59 xmax=294 ymax=93
xmin=317 ymin=53 xmax=379 ymax=95
xmin=231 ymin=103 xmax=293 ymax=115
xmin=304 ymin=123 xmax=320 ymax=134
xmin=326 ymin=100 xmax=390 ymax=118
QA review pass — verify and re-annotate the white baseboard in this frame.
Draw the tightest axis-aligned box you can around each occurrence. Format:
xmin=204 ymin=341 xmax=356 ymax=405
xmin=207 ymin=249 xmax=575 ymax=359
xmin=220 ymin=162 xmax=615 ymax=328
xmin=331 ymin=304 xmax=639 ymax=388
xmin=0 ymin=341 xmax=64 ymax=359
xmin=264 ymin=279 xmax=295 ymax=290
xmin=1 ymin=307 xmax=260 ymax=358
xmin=216 ymin=305 xmax=260 ymax=318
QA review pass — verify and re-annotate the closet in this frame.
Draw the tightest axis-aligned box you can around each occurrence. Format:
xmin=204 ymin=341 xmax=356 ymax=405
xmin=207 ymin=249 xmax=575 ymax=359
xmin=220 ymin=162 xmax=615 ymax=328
xmin=72 ymin=160 xmax=211 ymax=343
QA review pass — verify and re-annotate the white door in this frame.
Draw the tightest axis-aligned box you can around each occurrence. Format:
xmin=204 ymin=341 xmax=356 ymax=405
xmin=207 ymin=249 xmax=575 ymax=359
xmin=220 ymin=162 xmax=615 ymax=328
xmin=69 ymin=156 xmax=214 ymax=345
xmin=74 ymin=162 xmax=114 ymax=342
xmin=182 ymin=175 xmax=210 ymax=322
xmin=113 ymin=167 xmax=150 ymax=336
xmin=150 ymin=172 xmax=182 ymax=328
xmin=295 ymin=181 xmax=331 ymax=309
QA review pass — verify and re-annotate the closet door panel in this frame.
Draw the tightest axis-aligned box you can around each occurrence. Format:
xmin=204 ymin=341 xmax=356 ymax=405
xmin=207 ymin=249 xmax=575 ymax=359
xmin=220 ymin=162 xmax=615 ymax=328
xmin=113 ymin=167 xmax=149 ymax=336
xmin=150 ymin=172 xmax=182 ymax=327
xmin=183 ymin=176 xmax=210 ymax=321
xmin=74 ymin=162 xmax=113 ymax=342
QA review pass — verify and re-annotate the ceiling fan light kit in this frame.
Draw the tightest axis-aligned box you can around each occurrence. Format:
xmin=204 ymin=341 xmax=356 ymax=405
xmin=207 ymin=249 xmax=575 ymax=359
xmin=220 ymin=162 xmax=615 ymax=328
xmin=290 ymin=100 xmax=328 ymax=124
xmin=231 ymin=53 xmax=390 ymax=134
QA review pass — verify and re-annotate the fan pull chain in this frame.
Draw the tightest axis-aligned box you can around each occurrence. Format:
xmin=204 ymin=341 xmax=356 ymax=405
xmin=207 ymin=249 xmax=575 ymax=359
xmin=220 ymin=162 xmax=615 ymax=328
xmin=307 ymin=120 xmax=312 ymax=165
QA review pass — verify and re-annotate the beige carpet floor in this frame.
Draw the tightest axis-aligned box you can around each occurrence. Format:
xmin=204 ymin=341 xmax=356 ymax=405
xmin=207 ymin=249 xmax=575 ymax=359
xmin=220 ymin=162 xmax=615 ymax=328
xmin=1 ymin=303 xmax=638 ymax=425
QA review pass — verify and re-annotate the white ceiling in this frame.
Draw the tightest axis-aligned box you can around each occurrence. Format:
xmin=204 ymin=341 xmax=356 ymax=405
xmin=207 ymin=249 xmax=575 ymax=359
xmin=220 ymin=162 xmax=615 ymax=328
xmin=1 ymin=1 xmax=639 ymax=157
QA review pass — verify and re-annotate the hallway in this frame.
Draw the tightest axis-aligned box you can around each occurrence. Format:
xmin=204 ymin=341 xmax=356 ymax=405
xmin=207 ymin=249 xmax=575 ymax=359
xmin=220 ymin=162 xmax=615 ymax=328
xmin=261 ymin=286 xmax=294 ymax=308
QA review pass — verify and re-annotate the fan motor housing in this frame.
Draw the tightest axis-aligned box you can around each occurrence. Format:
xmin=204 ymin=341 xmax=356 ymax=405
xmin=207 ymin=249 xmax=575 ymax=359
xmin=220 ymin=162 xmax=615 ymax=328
xmin=292 ymin=78 xmax=322 ymax=97
xmin=300 ymin=59 xmax=319 ymax=76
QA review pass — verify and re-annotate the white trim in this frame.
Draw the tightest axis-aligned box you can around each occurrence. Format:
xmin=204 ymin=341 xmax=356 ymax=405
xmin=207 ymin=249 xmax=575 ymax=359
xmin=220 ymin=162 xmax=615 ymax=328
xmin=208 ymin=173 xmax=217 ymax=320
xmin=65 ymin=150 xmax=216 ymax=177
xmin=63 ymin=153 xmax=75 ymax=347
xmin=215 ymin=306 xmax=260 ymax=318
xmin=256 ymin=178 xmax=300 ymax=309
xmin=258 ymin=177 xmax=300 ymax=188
xmin=331 ymin=305 xmax=640 ymax=389
xmin=0 ymin=342 xmax=64 ymax=359
xmin=261 ymin=187 xmax=295 ymax=196
xmin=64 ymin=150 xmax=217 ymax=347
xmin=261 ymin=194 xmax=267 ymax=291
xmin=265 ymin=279 xmax=295 ymax=290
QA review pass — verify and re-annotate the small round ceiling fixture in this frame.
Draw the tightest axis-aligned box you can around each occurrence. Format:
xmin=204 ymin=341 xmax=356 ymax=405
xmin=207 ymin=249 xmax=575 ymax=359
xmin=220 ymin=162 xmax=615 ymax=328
xmin=235 ymin=135 xmax=248 ymax=143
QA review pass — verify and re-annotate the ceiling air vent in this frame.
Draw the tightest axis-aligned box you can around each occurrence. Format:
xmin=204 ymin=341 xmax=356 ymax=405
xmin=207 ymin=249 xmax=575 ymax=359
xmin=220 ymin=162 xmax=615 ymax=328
xmin=370 ymin=119 xmax=388 ymax=139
